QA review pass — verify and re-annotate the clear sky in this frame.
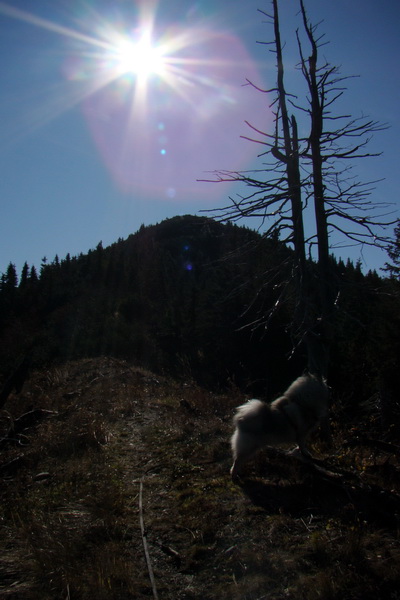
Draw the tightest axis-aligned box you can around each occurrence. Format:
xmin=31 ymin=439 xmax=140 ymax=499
xmin=0 ymin=0 xmax=399 ymax=277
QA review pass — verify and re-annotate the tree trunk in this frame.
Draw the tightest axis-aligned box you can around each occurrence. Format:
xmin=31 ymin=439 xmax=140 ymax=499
xmin=300 ymin=0 xmax=336 ymax=378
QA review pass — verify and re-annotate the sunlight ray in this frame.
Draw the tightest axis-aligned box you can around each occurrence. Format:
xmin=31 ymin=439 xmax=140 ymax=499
xmin=0 ymin=2 xmax=113 ymax=52
xmin=0 ymin=0 xmax=268 ymax=199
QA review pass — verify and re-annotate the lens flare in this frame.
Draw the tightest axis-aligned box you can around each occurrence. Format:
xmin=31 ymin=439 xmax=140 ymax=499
xmin=0 ymin=1 xmax=271 ymax=202
xmin=114 ymin=31 xmax=166 ymax=78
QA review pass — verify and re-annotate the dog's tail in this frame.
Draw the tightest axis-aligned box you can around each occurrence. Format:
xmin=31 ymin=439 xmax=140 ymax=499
xmin=233 ymin=399 xmax=264 ymax=424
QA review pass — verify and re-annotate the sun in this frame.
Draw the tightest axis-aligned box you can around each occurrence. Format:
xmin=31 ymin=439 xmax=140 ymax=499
xmin=0 ymin=1 xmax=267 ymax=202
xmin=114 ymin=30 xmax=166 ymax=79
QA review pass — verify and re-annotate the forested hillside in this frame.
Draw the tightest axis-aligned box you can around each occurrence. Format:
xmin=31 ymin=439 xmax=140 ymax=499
xmin=1 ymin=214 xmax=399 ymax=402
xmin=1 ymin=216 xmax=400 ymax=599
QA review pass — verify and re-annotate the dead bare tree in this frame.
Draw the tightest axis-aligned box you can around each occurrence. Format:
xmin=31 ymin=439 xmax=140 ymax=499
xmin=202 ymin=0 xmax=394 ymax=378
xmin=295 ymin=0 xmax=394 ymax=374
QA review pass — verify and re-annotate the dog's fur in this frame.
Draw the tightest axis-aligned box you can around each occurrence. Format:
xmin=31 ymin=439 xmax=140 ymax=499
xmin=230 ymin=374 xmax=329 ymax=479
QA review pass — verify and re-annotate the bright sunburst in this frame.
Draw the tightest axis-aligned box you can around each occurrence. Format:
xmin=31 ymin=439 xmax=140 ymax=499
xmin=0 ymin=0 xmax=267 ymax=200
xmin=114 ymin=31 xmax=166 ymax=79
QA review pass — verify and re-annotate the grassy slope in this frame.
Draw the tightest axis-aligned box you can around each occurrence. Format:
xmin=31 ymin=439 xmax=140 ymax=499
xmin=1 ymin=357 xmax=399 ymax=599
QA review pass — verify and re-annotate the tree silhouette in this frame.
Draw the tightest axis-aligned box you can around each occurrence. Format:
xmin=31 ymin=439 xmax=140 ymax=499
xmin=204 ymin=0 xmax=394 ymax=377
xmin=383 ymin=220 xmax=400 ymax=280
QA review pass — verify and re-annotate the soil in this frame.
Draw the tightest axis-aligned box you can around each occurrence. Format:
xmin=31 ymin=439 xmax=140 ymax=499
xmin=1 ymin=357 xmax=399 ymax=599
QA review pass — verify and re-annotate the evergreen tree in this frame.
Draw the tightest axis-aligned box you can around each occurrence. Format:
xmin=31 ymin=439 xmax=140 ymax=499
xmin=383 ymin=220 xmax=400 ymax=280
xmin=6 ymin=263 xmax=18 ymax=289
xmin=19 ymin=262 xmax=29 ymax=288
xmin=29 ymin=265 xmax=38 ymax=283
xmin=40 ymin=256 xmax=48 ymax=278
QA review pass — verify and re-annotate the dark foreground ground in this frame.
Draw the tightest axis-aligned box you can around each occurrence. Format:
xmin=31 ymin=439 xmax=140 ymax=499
xmin=1 ymin=357 xmax=399 ymax=599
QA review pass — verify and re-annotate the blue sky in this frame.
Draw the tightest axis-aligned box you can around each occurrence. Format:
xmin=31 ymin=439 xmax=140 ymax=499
xmin=0 ymin=0 xmax=399 ymax=277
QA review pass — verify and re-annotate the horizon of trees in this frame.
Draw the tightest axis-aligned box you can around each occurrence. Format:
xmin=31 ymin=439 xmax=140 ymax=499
xmin=2 ymin=215 xmax=398 ymax=291
xmin=0 ymin=216 xmax=398 ymax=411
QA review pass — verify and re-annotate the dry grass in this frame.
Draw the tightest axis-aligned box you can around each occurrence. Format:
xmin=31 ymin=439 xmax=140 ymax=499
xmin=1 ymin=357 xmax=399 ymax=599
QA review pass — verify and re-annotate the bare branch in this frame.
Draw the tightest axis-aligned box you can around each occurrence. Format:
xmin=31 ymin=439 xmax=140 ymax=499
xmin=202 ymin=0 xmax=392 ymax=376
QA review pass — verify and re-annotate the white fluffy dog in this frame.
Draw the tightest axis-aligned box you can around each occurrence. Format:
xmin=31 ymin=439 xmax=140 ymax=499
xmin=230 ymin=374 xmax=330 ymax=479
